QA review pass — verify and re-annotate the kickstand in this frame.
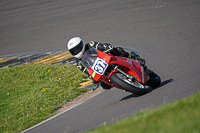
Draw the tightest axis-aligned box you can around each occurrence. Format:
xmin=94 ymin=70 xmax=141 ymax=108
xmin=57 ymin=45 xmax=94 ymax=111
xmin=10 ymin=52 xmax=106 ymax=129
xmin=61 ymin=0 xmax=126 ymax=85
xmin=92 ymin=83 xmax=99 ymax=91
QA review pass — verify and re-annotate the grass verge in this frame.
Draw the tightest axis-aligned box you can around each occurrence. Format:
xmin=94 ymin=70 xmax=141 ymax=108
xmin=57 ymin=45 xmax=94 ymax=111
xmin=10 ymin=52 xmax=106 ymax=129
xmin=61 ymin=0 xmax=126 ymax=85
xmin=0 ymin=64 xmax=89 ymax=133
xmin=88 ymin=91 xmax=200 ymax=133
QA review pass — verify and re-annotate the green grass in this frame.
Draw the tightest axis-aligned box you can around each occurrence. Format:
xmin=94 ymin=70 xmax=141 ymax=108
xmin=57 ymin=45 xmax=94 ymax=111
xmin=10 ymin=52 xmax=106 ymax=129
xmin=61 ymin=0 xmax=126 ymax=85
xmin=88 ymin=91 xmax=200 ymax=133
xmin=0 ymin=64 xmax=89 ymax=133
xmin=1 ymin=64 xmax=199 ymax=133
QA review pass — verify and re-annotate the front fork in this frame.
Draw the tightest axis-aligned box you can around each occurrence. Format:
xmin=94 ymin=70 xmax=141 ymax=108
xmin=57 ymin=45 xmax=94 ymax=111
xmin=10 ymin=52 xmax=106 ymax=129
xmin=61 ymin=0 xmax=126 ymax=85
xmin=108 ymin=64 xmax=138 ymax=82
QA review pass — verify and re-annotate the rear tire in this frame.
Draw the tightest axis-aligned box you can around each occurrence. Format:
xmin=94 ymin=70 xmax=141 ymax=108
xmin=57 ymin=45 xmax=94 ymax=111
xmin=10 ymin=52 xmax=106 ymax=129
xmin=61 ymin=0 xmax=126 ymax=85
xmin=146 ymin=70 xmax=161 ymax=88
xmin=110 ymin=73 xmax=147 ymax=95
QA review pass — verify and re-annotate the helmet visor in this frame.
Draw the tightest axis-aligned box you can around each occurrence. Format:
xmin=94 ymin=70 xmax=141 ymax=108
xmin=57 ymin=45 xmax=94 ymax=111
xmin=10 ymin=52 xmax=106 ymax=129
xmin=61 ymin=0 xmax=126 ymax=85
xmin=69 ymin=41 xmax=84 ymax=56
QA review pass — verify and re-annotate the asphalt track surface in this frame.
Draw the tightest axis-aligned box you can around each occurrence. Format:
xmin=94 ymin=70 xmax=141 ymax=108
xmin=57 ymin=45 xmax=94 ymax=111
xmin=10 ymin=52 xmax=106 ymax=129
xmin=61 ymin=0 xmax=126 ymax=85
xmin=1 ymin=0 xmax=200 ymax=133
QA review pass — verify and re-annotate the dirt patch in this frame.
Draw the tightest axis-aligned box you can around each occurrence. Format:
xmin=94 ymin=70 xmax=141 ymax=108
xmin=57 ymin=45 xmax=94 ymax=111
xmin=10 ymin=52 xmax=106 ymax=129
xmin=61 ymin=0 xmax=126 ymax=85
xmin=56 ymin=87 xmax=103 ymax=113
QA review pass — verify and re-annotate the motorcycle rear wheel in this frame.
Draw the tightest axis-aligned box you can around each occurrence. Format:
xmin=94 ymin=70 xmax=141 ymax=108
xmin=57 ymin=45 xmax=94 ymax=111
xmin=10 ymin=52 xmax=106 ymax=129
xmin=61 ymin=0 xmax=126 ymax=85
xmin=110 ymin=73 xmax=147 ymax=95
xmin=146 ymin=70 xmax=161 ymax=88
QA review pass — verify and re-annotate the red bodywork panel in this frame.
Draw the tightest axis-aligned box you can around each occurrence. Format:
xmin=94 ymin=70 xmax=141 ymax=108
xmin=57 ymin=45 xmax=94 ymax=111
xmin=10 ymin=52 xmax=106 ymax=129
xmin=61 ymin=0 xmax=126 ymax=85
xmin=110 ymin=56 xmax=142 ymax=82
xmin=87 ymin=50 xmax=149 ymax=85
xmin=87 ymin=50 xmax=111 ymax=81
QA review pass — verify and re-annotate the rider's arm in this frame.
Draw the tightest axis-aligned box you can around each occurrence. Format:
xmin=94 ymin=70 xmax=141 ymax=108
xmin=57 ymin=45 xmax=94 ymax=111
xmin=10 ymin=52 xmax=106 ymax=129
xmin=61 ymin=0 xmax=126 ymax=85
xmin=76 ymin=59 xmax=88 ymax=74
xmin=88 ymin=41 xmax=113 ymax=53
xmin=76 ymin=58 xmax=98 ymax=84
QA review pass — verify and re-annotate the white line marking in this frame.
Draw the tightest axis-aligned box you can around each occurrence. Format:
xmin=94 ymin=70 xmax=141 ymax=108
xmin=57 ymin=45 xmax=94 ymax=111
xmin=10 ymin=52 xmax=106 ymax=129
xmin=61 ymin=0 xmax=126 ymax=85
xmin=21 ymin=90 xmax=103 ymax=133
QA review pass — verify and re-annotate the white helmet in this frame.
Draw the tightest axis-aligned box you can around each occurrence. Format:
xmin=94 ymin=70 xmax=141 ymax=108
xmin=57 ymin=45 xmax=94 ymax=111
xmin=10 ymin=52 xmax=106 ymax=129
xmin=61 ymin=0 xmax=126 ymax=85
xmin=67 ymin=37 xmax=85 ymax=59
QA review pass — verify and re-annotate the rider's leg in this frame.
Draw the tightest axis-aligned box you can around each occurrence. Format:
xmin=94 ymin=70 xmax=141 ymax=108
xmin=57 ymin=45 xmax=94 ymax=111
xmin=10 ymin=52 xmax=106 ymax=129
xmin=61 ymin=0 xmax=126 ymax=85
xmin=112 ymin=47 xmax=146 ymax=66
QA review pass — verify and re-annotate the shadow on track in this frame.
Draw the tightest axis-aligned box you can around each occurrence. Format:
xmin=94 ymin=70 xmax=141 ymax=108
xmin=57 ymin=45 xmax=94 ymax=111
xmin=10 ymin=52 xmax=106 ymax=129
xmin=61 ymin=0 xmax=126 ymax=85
xmin=120 ymin=79 xmax=174 ymax=101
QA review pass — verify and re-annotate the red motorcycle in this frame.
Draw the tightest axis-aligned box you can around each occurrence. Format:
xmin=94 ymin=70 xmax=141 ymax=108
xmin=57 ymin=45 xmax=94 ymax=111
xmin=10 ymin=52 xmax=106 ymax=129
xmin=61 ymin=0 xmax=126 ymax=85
xmin=81 ymin=47 xmax=161 ymax=96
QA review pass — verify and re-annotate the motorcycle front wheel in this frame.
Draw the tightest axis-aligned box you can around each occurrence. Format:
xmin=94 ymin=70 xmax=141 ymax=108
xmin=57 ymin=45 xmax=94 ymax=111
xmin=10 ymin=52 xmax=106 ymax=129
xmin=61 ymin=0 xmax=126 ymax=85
xmin=110 ymin=72 xmax=147 ymax=95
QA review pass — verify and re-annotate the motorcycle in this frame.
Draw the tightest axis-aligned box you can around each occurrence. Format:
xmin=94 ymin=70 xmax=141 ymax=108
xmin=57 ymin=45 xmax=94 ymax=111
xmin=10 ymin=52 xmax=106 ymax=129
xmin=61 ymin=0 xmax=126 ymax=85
xmin=81 ymin=47 xmax=161 ymax=96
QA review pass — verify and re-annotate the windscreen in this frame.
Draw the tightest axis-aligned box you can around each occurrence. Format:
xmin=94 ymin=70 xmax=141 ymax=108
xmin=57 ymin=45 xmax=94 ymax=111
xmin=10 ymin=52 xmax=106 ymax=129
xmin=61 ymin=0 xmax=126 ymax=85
xmin=81 ymin=47 xmax=98 ymax=68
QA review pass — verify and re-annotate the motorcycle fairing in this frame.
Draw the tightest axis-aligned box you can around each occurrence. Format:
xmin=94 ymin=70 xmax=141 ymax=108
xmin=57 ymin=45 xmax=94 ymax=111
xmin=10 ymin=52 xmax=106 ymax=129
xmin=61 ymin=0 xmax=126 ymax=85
xmin=109 ymin=56 xmax=144 ymax=83
xmin=85 ymin=48 xmax=149 ymax=84
xmin=87 ymin=50 xmax=111 ymax=82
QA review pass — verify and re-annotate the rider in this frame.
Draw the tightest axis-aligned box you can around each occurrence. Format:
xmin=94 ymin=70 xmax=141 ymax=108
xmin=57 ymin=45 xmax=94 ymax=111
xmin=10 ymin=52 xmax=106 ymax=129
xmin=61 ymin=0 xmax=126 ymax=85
xmin=67 ymin=37 xmax=145 ymax=89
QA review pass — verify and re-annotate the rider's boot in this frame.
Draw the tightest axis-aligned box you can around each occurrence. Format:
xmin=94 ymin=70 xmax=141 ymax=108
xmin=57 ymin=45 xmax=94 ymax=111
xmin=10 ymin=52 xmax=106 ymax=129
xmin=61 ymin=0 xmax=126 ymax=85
xmin=128 ymin=52 xmax=151 ymax=76
xmin=128 ymin=53 xmax=146 ymax=66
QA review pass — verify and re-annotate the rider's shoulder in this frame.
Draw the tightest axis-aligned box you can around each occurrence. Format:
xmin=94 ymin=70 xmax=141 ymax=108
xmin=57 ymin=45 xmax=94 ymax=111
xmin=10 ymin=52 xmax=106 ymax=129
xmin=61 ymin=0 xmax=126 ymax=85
xmin=89 ymin=41 xmax=99 ymax=47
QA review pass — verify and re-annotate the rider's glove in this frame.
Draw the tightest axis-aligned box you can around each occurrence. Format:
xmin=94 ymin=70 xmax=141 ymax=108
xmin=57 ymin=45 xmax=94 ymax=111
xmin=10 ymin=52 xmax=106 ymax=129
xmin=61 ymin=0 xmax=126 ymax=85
xmin=77 ymin=65 xmax=82 ymax=70
xmin=76 ymin=61 xmax=83 ymax=70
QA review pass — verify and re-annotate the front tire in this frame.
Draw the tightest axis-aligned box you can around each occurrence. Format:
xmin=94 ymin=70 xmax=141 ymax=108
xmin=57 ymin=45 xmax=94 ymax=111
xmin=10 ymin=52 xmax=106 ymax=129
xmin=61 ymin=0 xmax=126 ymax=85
xmin=146 ymin=70 xmax=161 ymax=88
xmin=110 ymin=73 xmax=147 ymax=95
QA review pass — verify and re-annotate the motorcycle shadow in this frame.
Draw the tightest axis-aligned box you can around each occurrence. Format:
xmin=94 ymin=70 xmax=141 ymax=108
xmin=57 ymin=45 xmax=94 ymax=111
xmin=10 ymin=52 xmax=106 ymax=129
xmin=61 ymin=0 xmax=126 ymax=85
xmin=120 ymin=79 xmax=174 ymax=101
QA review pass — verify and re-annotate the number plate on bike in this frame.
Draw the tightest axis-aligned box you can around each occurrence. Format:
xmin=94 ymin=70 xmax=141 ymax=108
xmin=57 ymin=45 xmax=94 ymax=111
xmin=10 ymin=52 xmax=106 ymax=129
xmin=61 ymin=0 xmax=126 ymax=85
xmin=92 ymin=57 xmax=108 ymax=75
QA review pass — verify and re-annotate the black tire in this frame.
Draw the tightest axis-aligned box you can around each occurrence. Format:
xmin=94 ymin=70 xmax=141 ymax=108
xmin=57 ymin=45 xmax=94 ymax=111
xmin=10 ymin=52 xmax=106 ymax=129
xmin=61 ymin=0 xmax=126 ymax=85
xmin=146 ymin=70 xmax=161 ymax=88
xmin=110 ymin=73 xmax=147 ymax=95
